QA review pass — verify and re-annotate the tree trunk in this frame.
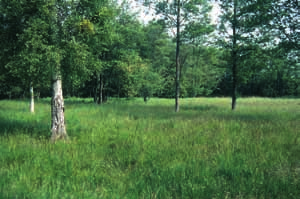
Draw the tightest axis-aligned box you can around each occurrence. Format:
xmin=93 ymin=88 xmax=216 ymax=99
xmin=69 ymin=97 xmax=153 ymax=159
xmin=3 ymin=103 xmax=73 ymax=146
xmin=36 ymin=91 xmax=40 ymax=101
xmin=94 ymin=87 xmax=98 ymax=103
xmin=30 ymin=83 xmax=34 ymax=113
xmin=175 ymin=0 xmax=181 ymax=113
xmin=232 ymin=59 xmax=237 ymax=110
xmin=231 ymin=0 xmax=238 ymax=110
xmin=94 ymin=72 xmax=104 ymax=104
xmin=51 ymin=72 xmax=68 ymax=142
xmin=99 ymin=73 xmax=103 ymax=104
xmin=94 ymin=73 xmax=99 ymax=104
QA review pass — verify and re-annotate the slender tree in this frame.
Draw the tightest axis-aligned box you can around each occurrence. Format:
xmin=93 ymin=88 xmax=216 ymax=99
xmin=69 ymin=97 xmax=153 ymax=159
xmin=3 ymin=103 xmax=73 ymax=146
xmin=218 ymin=0 xmax=262 ymax=109
xmin=139 ymin=0 xmax=212 ymax=112
xmin=231 ymin=0 xmax=238 ymax=110
xmin=218 ymin=0 xmax=240 ymax=110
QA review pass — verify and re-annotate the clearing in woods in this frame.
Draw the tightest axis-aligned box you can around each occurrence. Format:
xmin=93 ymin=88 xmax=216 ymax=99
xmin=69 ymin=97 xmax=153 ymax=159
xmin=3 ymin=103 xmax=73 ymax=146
xmin=0 ymin=97 xmax=299 ymax=198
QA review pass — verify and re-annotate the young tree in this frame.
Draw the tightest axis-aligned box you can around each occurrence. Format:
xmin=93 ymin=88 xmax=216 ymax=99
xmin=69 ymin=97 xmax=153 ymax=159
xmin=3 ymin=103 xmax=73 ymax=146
xmin=218 ymin=0 xmax=266 ymax=109
xmin=218 ymin=0 xmax=241 ymax=110
xmin=139 ymin=0 xmax=212 ymax=112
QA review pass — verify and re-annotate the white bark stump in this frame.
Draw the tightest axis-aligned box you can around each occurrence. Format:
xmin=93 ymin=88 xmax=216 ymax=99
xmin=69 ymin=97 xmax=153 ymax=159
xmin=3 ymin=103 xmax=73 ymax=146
xmin=51 ymin=78 xmax=68 ymax=142
xmin=30 ymin=84 xmax=34 ymax=113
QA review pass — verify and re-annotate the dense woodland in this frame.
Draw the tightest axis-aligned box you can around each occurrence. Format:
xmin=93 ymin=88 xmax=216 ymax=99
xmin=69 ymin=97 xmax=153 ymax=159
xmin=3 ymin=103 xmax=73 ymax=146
xmin=0 ymin=0 xmax=299 ymax=101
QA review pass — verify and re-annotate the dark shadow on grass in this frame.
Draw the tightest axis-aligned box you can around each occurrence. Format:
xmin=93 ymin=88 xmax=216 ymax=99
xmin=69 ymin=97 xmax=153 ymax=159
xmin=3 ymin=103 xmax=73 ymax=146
xmin=0 ymin=99 xmax=30 ymax=112
xmin=0 ymin=115 xmax=49 ymax=139
xmin=213 ymin=110 xmax=300 ymax=123
xmin=181 ymin=104 xmax=220 ymax=112
xmin=214 ymin=112 xmax=275 ymax=122
xmin=105 ymin=101 xmax=298 ymax=124
xmin=108 ymin=103 xmax=221 ymax=121
xmin=37 ymin=98 xmax=94 ymax=106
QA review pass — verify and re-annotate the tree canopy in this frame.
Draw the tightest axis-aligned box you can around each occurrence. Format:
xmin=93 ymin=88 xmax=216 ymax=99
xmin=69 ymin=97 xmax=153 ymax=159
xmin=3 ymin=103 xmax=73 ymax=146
xmin=0 ymin=0 xmax=298 ymax=102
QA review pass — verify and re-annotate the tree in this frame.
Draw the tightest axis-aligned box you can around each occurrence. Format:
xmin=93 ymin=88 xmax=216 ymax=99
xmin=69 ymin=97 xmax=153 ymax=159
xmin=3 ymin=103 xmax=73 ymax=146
xmin=0 ymin=0 xmax=55 ymax=109
xmin=139 ymin=0 xmax=213 ymax=112
xmin=74 ymin=0 xmax=114 ymax=103
xmin=218 ymin=0 xmax=265 ymax=109
xmin=90 ymin=4 xmax=151 ymax=100
xmin=45 ymin=0 xmax=68 ymax=142
xmin=256 ymin=0 xmax=300 ymax=97
xmin=48 ymin=0 xmax=98 ymax=141
xmin=216 ymin=0 xmax=299 ymax=100
xmin=0 ymin=0 xmax=99 ymax=141
xmin=16 ymin=17 xmax=51 ymax=113
xmin=218 ymin=0 xmax=241 ymax=110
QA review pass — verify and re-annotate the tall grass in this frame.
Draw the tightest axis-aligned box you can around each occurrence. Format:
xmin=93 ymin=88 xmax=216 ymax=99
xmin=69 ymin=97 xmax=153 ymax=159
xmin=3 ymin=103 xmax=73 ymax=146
xmin=0 ymin=97 xmax=299 ymax=198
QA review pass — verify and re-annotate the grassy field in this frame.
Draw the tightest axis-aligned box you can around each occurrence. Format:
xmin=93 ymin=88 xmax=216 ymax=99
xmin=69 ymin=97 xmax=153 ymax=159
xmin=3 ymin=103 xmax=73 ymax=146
xmin=0 ymin=97 xmax=299 ymax=198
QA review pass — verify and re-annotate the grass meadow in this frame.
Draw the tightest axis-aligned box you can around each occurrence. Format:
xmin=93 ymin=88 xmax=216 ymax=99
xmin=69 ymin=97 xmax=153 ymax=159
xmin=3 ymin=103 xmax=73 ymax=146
xmin=0 ymin=97 xmax=299 ymax=198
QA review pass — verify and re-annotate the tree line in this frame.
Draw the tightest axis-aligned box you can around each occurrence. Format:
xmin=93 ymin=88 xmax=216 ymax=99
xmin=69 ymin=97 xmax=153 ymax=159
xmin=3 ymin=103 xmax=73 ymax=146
xmin=0 ymin=0 xmax=299 ymax=140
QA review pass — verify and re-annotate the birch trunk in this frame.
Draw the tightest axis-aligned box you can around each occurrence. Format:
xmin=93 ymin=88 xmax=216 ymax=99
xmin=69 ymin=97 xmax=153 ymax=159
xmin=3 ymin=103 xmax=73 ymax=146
xmin=51 ymin=73 xmax=68 ymax=142
xmin=30 ymin=83 xmax=34 ymax=113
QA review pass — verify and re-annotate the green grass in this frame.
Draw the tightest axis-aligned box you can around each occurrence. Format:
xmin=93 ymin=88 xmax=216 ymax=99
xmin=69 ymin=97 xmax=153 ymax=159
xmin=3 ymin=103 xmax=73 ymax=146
xmin=0 ymin=97 xmax=299 ymax=198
